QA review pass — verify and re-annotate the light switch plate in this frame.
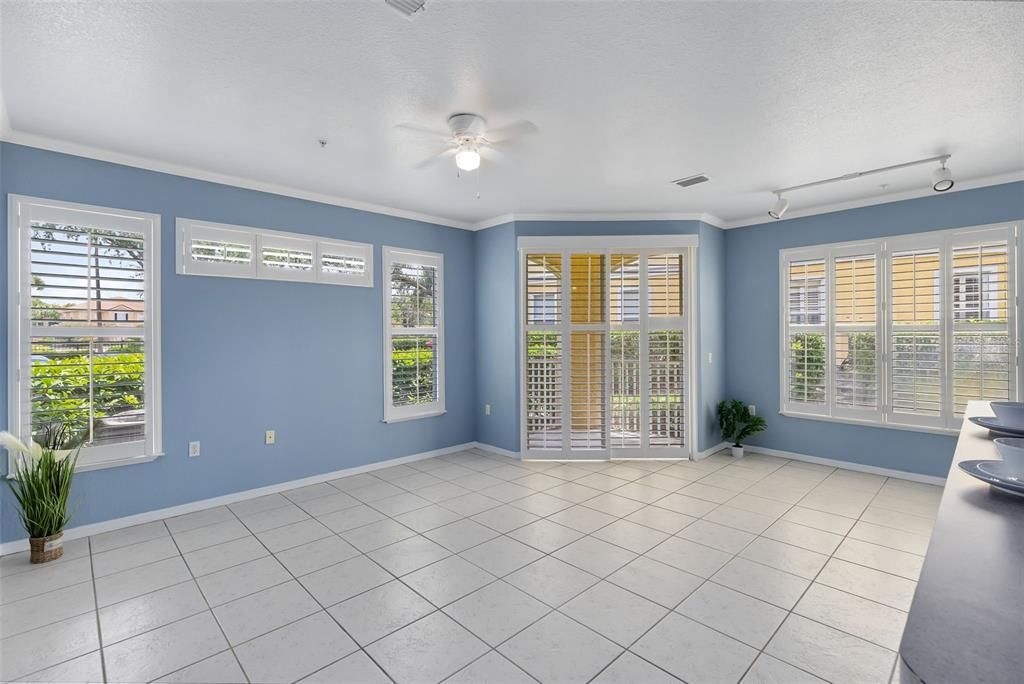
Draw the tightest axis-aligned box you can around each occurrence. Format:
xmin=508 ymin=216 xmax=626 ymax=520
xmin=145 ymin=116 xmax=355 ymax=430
xmin=188 ymin=441 xmax=200 ymax=458
xmin=265 ymin=430 xmax=276 ymax=445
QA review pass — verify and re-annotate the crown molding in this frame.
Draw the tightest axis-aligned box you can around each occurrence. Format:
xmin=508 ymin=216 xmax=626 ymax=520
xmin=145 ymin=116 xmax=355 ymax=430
xmin=471 ymin=211 xmax=726 ymax=231
xmin=3 ymin=129 xmax=1020 ymax=235
xmin=719 ymin=170 xmax=1024 ymax=230
xmin=0 ymin=130 xmax=476 ymax=231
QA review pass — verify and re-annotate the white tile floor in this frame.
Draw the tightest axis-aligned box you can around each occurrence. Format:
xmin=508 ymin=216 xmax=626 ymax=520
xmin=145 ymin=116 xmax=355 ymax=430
xmin=0 ymin=448 xmax=941 ymax=684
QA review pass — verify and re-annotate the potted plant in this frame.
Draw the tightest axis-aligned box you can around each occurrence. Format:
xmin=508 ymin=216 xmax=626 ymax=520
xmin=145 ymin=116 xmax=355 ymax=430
xmin=716 ymin=399 xmax=767 ymax=459
xmin=2 ymin=425 xmax=79 ymax=563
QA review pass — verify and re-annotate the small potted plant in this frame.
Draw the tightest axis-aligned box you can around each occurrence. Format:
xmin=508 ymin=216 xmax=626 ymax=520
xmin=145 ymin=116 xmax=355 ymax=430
xmin=2 ymin=425 xmax=79 ymax=563
xmin=717 ymin=399 xmax=767 ymax=459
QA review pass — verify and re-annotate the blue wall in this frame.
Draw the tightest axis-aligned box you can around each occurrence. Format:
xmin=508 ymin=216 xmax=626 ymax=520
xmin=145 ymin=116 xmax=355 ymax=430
xmin=474 ymin=219 xmax=727 ymax=454
xmin=3 ymin=139 xmax=1019 ymax=542
xmin=725 ymin=181 xmax=1024 ymax=478
xmin=0 ymin=143 xmax=477 ymax=542
xmin=473 ymin=222 xmax=519 ymax=450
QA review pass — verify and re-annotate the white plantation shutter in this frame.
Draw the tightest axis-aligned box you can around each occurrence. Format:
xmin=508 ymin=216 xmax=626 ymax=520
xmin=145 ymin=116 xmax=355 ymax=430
xmin=610 ymin=331 xmax=641 ymax=449
xmin=176 ymin=219 xmax=372 ymax=287
xmin=258 ymin=234 xmax=315 ymax=280
xmin=9 ymin=196 xmax=162 ymax=468
xmin=832 ymin=252 xmax=880 ymax=418
xmin=782 ymin=223 xmax=1017 ymax=432
xmin=649 ymin=330 xmax=685 ymax=447
xmin=569 ymin=254 xmax=607 ymax=451
xmin=318 ymin=239 xmax=373 ymax=286
xmin=950 ymin=238 xmax=1013 ymax=414
xmin=646 ymin=252 xmax=687 ymax=450
xmin=522 ymin=243 xmax=692 ymax=459
xmin=383 ymin=247 xmax=444 ymax=422
xmin=525 ymin=254 xmax=564 ymax=449
xmin=888 ymin=247 xmax=944 ymax=425
xmin=526 ymin=331 xmax=563 ymax=449
xmin=784 ymin=258 xmax=828 ymax=413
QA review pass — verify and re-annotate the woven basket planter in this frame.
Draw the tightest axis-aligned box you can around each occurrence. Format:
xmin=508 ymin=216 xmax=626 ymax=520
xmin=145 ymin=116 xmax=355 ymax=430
xmin=29 ymin=532 xmax=64 ymax=564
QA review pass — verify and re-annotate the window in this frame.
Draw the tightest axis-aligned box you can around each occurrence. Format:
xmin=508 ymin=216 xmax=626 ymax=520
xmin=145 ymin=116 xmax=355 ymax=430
xmin=521 ymin=237 xmax=696 ymax=460
xmin=7 ymin=195 xmax=162 ymax=470
xmin=176 ymin=219 xmax=372 ymax=287
xmin=383 ymin=247 xmax=444 ymax=422
xmin=781 ymin=223 xmax=1016 ymax=432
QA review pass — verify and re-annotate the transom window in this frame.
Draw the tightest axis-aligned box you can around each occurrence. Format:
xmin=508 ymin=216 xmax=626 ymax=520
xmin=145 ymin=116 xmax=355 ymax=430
xmin=7 ymin=196 xmax=162 ymax=470
xmin=176 ymin=218 xmax=372 ymax=287
xmin=383 ymin=247 xmax=445 ymax=422
xmin=781 ymin=223 xmax=1017 ymax=432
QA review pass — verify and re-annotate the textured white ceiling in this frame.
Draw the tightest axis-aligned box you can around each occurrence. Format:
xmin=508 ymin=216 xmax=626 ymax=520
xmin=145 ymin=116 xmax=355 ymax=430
xmin=2 ymin=1 xmax=1022 ymax=227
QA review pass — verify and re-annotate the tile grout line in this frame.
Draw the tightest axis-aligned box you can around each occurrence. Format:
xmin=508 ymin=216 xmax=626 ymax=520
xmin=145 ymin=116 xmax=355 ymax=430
xmin=87 ymin=535 xmax=110 ymax=684
xmin=733 ymin=472 xmax=905 ymax=683
xmin=224 ymin=493 xmax=401 ymax=684
xmin=157 ymin=517 xmax=253 ymax=684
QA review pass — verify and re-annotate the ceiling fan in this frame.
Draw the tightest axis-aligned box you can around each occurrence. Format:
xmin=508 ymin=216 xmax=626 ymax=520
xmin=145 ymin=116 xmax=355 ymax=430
xmin=396 ymin=113 xmax=537 ymax=173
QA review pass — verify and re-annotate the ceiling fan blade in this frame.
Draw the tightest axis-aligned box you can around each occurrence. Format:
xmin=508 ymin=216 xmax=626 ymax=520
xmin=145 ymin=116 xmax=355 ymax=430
xmin=394 ymin=123 xmax=451 ymax=142
xmin=485 ymin=120 xmax=538 ymax=144
xmin=479 ymin=145 xmax=507 ymax=164
xmin=413 ymin=147 xmax=456 ymax=170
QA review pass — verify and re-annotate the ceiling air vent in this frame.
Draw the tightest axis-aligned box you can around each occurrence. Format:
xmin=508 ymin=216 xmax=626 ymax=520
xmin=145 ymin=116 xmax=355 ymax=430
xmin=671 ymin=174 xmax=710 ymax=188
xmin=386 ymin=0 xmax=426 ymax=18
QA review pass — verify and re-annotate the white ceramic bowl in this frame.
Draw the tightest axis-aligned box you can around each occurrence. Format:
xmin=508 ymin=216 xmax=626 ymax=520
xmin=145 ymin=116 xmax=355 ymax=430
xmin=993 ymin=438 xmax=1024 ymax=470
xmin=990 ymin=402 xmax=1024 ymax=427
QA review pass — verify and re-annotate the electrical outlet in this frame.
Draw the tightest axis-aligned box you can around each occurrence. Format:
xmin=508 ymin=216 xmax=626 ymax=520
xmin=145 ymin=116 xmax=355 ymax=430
xmin=748 ymin=405 xmax=756 ymax=416
xmin=188 ymin=441 xmax=201 ymax=458
xmin=265 ymin=430 xmax=276 ymax=445
xmin=484 ymin=404 xmax=491 ymax=416
xmin=707 ymin=352 xmax=713 ymax=364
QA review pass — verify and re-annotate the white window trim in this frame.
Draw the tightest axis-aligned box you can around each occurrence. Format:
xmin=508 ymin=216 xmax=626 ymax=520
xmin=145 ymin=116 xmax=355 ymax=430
xmin=7 ymin=195 xmax=163 ymax=473
xmin=779 ymin=221 xmax=1019 ymax=434
xmin=517 ymin=235 xmax=698 ymax=461
xmin=382 ymin=246 xmax=445 ymax=423
xmin=176 ymin=218 xmax=373 ymax=287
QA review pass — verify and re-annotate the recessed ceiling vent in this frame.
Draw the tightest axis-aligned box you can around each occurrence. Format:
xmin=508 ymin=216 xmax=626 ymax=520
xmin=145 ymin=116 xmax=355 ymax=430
xmin=386 ymin=0 xmax=426 ymax=18
xmin=671 ymin=173 xmax=710 ymax=188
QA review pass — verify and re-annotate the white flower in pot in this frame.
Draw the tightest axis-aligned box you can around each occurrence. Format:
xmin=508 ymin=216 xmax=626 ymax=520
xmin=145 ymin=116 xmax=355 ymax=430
xmin=716 ymin=400 xmax=767 ymax=459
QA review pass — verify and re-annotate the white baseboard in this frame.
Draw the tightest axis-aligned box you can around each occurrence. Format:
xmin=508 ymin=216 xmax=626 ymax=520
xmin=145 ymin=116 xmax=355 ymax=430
xmin=743 ymin=444 xmax=947 ymax=486
xmin=0 ymin=441 xmax=477 ymax=556
xmin=695 ymin=441 xmax=729 ymax=460
xmin=471 ymin=441 xmax=521 ymax=460
xmin=474 ymin=440 xmax=730 ymax=463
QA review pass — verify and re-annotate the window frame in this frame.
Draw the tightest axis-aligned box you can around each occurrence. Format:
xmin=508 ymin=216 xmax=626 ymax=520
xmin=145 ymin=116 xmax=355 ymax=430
xmin=7 ymin=195 xmax=163 ymax=473
xmin=779 ymin=222 xmax=1018 ymax=435
xmin=517 ymin=235 xmax=698 ymax=460
xmin=176 ymin=218 xmax=373 ymax=287
xmin=382 ymin=246 xmax=445 ymax=423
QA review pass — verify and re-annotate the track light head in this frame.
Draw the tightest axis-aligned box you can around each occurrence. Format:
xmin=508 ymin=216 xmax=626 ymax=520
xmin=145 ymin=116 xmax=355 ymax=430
xmin=769 ymin=194 xmax=789 ymax=220
xmin=932 ymin=160 xmax=954 ymax=192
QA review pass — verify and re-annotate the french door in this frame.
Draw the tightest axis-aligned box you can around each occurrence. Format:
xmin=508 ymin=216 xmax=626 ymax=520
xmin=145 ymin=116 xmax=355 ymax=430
xmin=521 ymin=242 xmax=694 ymax=460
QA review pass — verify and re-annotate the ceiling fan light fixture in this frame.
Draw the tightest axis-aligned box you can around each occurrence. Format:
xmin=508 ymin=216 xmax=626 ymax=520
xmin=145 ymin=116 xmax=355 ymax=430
xmin=455 ymin=145 xmax=481 ymax=172
xmin=932 ymin=161 xmax=954 ymax=192
xmin=769 ymin=194 xmax=789 ymax=220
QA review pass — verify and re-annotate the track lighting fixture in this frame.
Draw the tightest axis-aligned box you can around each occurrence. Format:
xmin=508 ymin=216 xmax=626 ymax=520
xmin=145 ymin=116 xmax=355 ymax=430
xmin=932 ymin=160 xmax=954 ymax=192
xmin=768 ymin=194 xmax=789 ymax=220
xmin=769 ymin=154 xmax=953 ymax=219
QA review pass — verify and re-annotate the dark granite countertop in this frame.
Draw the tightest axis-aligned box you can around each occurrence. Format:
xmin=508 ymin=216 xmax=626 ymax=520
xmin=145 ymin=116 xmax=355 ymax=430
xmin=899 ymin=401 xmax=1024 ymax=684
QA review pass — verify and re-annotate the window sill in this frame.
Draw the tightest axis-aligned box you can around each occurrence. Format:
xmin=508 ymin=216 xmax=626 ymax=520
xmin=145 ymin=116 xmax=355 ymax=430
xmin=7 ymin=452 xmax=162 ymax=479
xmin=779 ymin=410 xmax=960 ymax=437
xmin=76 ymin=452 xmax=163 ymax=473
xmin=383 ymin=409 xmax=447 ymax=424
